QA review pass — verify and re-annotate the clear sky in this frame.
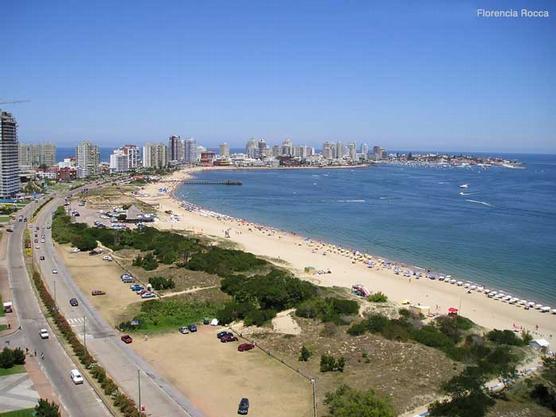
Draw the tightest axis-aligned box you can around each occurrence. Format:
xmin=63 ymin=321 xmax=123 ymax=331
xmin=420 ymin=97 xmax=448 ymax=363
xmin=2 ymin=0 xmax=555 ymax=152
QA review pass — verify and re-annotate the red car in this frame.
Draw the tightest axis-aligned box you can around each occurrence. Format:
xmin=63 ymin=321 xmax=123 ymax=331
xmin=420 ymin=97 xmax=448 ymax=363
xmin=220 ymin=334 xmax=238 ymax=343
xmin=91 ymin=289 xmax=106 ymax=296
xmin=121 ymin=335 xmax=133 ymax=344
xmin=238 ymin=343 xmax=255 ymax=352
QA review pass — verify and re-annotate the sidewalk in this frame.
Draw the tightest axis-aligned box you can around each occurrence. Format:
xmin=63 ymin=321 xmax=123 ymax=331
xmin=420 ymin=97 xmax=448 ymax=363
xmin=25 ymin=355 xmax=68 ymax=417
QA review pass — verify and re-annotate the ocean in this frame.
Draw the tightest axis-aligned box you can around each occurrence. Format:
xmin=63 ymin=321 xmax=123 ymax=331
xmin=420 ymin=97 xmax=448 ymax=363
xmin=175 ymin=154 xmax=556 ymax=306
xmin=56 ymin=147 xmax=113 ymax=163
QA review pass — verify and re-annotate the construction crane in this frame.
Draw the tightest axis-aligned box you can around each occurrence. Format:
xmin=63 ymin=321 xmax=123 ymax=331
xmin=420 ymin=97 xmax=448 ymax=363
xmin=0 ymin=99 xmax=31 ymax=105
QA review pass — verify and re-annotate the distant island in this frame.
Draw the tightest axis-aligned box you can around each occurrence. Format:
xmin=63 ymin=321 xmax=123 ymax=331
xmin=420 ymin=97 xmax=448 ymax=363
xmin=382 ymin=152 xmax=524 ymax=169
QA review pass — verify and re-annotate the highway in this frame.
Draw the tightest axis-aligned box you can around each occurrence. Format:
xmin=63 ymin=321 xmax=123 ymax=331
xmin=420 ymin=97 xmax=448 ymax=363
xmin=32 ymin=194 xmax=205 ymax=417
xmin=5 ymin=200 xmax=111 ymax=417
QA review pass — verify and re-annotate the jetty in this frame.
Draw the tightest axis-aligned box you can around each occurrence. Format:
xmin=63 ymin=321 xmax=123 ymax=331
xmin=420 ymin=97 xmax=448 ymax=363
xmin=182 ymin=179 xmax=242 ymax=186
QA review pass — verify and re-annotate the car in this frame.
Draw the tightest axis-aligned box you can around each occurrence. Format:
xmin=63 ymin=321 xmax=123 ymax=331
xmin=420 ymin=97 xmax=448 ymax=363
xmin=130 ymin=284 xmax=144 ymax=292
xmin=70 ymin=369 xmax=84 ymax=385
xmin=188 ymin=324 xmax=197 ymax=332
xmin=238 ymin=343 xmax=255 ymax=352
xmin=39 ymin=328 xmax=49 ymax=339
xmin=52 ymin=269 xmax=58 ymax=274
xmin=91 ymin=289 xmax=106 ymax=296
xmin=141 ymin=292 xmax=156 ymax=299
xmin=217 ymin=330 xmax=233 ymax=339
xmin=35 ymin=245 xmax=40 ymax=249
xmin=238 ymin=398 xmax=250 ymax=415
xmin=40 ymin=256 xmax=45 ymax=260
xmin=69 ymin=298 xmax=79 ymax=307
xmin=102 ymin=255 xmax=113 ymax=261
xmin=121 ymin=334 xmax=133 ymax=344
xmin=220 ymin=334 xmax=238 ymax=343
xmin=34 ymin=239 xmax=38 ymax=243
xmin=6 ymin=228 xmax=13 ymax=232
xmin=71 ymin=248 xmax=80 ymax=253
xmin=179 ymin=326 xmax=190 ymax=334
xmin=41 ymin=239 xmax=45 ymax=243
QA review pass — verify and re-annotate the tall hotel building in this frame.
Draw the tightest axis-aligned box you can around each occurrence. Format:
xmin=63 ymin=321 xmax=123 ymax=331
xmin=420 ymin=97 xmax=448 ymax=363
xmin=76 ymin=140 xmax=100 ymax=178
xmin=0 ymin=111 xmax=20 ymax=197
xmin=183 ymin=138 xmax=196 ymax=164
xmin=19 ymin=143 xmax=56 ymax=168
xmin=168 ymin=135 xmax=184 ymax=162
xmin=143 ymin=143 xmax=168 ymax=169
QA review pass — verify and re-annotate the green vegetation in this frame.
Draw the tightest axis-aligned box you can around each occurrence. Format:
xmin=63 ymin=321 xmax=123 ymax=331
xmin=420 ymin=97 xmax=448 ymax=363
xmin=132 ymin=253 xmax=159 ymax=271
xmin=299 ymin=345 xmax=312 ymax=362
xmin=35 ymin=399 xmax=61 ymax=417
xmin=0 ymin=293 xmax=4 ymax=317
xmin=320 ymin=354 xmax=346 ymax=372
xmin=217 ymin=269 xmax=317 ymax=326
xmin=187 ymin=246 xmax=266 ymax=275
xmin=324 ymin=384 xmax=395 ymax=417
xmin=119 ymin=299 xmax=217 ymax=333
xmin=0 ymin=409 xmax=36 ymax=417
xmin=486 ymin=329 xmax=526 ymax=346
xmin=295 ymin=296 xmax=359 ymax=324
xmin=367 ymin=292 xmax=388 ymax=303
xmin=0 ymin=204 xmax=18 ymax=215
xmin=148 ymin=276 xmax=175 ymax=290
xmin=0 ymin=364 xmax=25 ymax=377
xmin=0 ymin=347 xmax=26 ymax=369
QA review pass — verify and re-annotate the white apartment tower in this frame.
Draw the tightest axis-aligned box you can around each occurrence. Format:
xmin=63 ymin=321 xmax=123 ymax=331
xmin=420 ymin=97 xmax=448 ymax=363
xmin=143 ymin=143 xmax=168 ymax=169
xmin=219 ymin=143 xmax=230 ymax=158
xmin=76 ymin=140 xmax=100 ymax=178
xmin=19 ymin=143 xmax=56 ymax=168
xmin=184 ymin=138 xmax=197 ymax=164
xmin=109 ymin=149 xmax=129 ymax=173
xmin=0 ymin=111 xmax=20 ymax=197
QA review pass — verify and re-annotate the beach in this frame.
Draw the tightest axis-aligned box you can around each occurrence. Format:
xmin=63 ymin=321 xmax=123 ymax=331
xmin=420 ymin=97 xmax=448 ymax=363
xmin=136 ymin=167 xmax=556 ymax=344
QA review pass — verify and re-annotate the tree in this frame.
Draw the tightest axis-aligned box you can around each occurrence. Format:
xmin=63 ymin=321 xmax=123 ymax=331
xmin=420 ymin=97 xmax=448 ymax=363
xmin=0 ymin=347 xmax=15 ymax=368
xmin=35 ymin=398 xmax=61 ymax=417
xmin=324 ymin=384 xmax=395 ymax=417
xmin=299 ymin=345 xmax=312 ymax=362
xmin=12 ymin=347 xmax=26 ymax=365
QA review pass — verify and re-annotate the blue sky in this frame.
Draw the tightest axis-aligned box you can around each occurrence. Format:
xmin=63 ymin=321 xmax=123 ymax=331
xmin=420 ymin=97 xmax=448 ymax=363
xmin=1 ymin=0 xmax=555 ymax=152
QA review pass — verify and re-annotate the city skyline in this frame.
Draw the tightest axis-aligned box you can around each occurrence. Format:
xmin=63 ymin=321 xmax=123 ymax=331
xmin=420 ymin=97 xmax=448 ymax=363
xmin=2 ymin=1 xmax=555 ymax=153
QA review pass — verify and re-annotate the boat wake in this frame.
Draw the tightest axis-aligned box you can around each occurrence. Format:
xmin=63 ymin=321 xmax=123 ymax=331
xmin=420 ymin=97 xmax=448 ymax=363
xmin=466 ymin=199 xmax=493 ymax=207
xmin=459 ymin=191 xmax=477 ymax=196
xmin=337 ymin=199 xmax=366 ymax=203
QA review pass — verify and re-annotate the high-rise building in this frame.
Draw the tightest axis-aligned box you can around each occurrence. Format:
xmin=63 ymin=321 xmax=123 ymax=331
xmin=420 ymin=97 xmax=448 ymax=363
xmin=281 ymin=139 xmax=293 ymax=157
xmin=142 ymin=143 xmax=168 ymax=169
xmin=257 ymin=139 xmax=268 ymax=158
xmin=120 ymin=144 xmax=140 ymax=169
xmin=322 ymin=142 xmax=334 ymax=159
xmin=335 ymin=142 xmax=344 ymax=159
xmin=372 ymin=146 xmax=385 ymax=160
xmin=76 ymin=140 xmax=100 ymax=178
xmin=184 ymin=138 xmax=197 ymax=164
xmin=219 ymin=143 xmax=230 ymax=158
xmin=19 ymin=143 xmax=56 ymax=168
xmin=245 ymin=139 xmax=258 ymax=159
xmin=109 ymin=149 xmax=129 ymax=173
xmin=168 ymin=135 xmax=184 ymax=162
xmin=348 ymin=143 xmax=357 ymax=161
xmin=360 ymin=143 xmax=369 ymax=159
xmin=0 ymin=111 xmax=20 ymax=197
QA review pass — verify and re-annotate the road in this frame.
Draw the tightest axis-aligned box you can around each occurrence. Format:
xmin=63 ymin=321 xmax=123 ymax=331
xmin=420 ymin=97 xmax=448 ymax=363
xmin=33 ymin=195 xmax=205 ymax=417
xmin=4 ymin=200 xmax=111 ymax=417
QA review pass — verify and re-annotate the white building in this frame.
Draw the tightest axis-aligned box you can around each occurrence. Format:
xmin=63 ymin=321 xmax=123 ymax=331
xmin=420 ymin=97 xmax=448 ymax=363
xmin=184 ymin=138 xmax=197 ymax=164
xmin=348 ymin=143 xmax=357 ymax=161
xmin=109 ymin=149 xmax=129 ymax=173
xmin=76 ymin=140 xmax=100 ymax=178
xmin=245 ymin=139 xmax=258 ymax=159
xmin=121 ymin=144 xmax=140 ymax=169
xmin=0 ymin=111 xmax=20 ymax=197
xmin=142 ymin=143 xmax=168 ymax=169
xmin=219 ymin=143 xmax=230 ymax=158
xmin=19 ymin=143 xmax=56 ymax=168
xmin=168 ymin=135 xmax=184 ymax=162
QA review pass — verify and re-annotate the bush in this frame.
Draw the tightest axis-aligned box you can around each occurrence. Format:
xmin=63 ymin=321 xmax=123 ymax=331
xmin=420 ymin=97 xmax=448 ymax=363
xmin=530 ymin=384 xmax=556 ymax=412
xmin=187 ymin=247 xmax=266 ymax=275
xmin=486 ymin=329 xmax=524 ymax=346
xmin=368 ymin=292 xmax=388 ymax=303
xmin=12 ymin=347 xmax=26 ymax=365
xmin=148 ymin=276 xmax=175 ymax=290
xmin=295 ymin=297 xmax=358 ymax=324
xmin=320 ymin=354 xmax=345 ymax=372
xmin=133 ymin=253 xmax=159 ymax=270
xmin=324 ymin=384 xmax=395 ymax=417
xmin=35 ymin=398 xmax=61 ymax=417
xmin=0 ymin=347 xmax=15 ymax=368
xmin=299 ymin=345 xmax=312 ymax=362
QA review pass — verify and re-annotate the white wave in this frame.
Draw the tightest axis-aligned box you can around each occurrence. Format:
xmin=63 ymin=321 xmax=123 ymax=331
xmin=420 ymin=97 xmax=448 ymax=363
xmin=465 ymin=199 xmax=493 ymax=207
xmin=459 ymin=192 xmax=477 ymax=196
xmin=337 ymin=199 xmax=366 ymax=203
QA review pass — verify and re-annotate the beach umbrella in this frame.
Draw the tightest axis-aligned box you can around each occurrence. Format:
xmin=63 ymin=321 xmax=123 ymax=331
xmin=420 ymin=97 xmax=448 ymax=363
xmin=448 ymin=307 xmax=458 ymax=314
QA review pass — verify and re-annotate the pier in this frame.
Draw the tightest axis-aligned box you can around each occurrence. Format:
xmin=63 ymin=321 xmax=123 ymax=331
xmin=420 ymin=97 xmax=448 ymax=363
xmin=182 ymin=179 xmax=242 ymax=185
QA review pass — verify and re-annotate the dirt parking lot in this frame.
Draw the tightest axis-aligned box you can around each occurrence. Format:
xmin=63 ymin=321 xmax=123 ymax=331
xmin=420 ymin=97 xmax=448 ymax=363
xmin=133 ymin=327 xmax=313 ymax=417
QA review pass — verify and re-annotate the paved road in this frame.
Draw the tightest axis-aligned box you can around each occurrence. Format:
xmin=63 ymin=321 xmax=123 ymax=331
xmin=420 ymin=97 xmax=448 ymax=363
xmin=5 ymin=200 xmax=111 ymax=417
xmin=33 ymin=195 xmax=204 ymax=417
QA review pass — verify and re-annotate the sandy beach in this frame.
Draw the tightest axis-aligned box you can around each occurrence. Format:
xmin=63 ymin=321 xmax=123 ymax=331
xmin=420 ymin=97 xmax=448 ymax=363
xmin=136 ymin=167 xmax=556 ymax=345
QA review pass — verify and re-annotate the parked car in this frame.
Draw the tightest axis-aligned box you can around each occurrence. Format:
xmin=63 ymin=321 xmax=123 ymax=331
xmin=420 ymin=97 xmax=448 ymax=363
xmin=130 ymin=284 xmax=144 ymax=292
xmin=102 ymin=255 xmax=113 ymax=261
xmin=141 ymin=292 xmax=155 ymax=299
xmin=6 ymin=228 xmax=12 ymax=232
xmin=69 ymin=298 xmax=79 ymax=307
xmin=220 ymin=334 xmax=238 ymax=343
xmin=217 ymin=331 xmax=233 ymax=339
xmin=52 ymin=269 xmax=58 ymax=274
xmin=121 ymin=334 xmax=133 ymax=344
xmin=70 ymin=369 xmax=84 ymax=385
xmin=39 ymin=328 xmax=49 ymax=339
xmin=71 ymin=247 xmax=80 ymax=253
xmin=238 ymin=343 xmax=255 ymax=352
xmin=91 ymin=289 xmax=106 ymax=296
xmin=188 ymin=324 xmax=197 ymax=332
xmin=179 ymin=326 xmax=190 ymax=334
xmin=40 ymin=256 xmax=45 ymax=260
xmin=238 ymin=398 xmax=250 ymax=415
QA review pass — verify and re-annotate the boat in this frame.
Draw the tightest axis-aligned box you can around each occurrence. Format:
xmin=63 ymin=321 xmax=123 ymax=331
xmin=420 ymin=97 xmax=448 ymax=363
xmin=535 ymin=304 xmax=543 ymax=310
xmin=457 ymin=281 xmax=463 ymax=286
xmin=459 ymin=184 xmax=469 ymax=189
xmin=552 ymin=309 xmax=556 ymax=315
xmin=541 ymin=306 xmax=551 ymax=313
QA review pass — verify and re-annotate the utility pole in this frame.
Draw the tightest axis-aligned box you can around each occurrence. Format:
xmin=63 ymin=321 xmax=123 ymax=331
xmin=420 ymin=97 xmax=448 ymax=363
xmin=53 ymin=276 xmax=56 ymax=309
xmin=83 ymin=316 xmax=86 ymax=349
xmin=138 ymin=369 xmax=142 ymax=412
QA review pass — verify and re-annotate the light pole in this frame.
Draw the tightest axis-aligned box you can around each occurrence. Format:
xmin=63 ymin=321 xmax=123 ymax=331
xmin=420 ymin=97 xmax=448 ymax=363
xmin=83 ymin=316 xmax=86 ymax=349
xmin=138 ymin=369 xmax=142 ymax=412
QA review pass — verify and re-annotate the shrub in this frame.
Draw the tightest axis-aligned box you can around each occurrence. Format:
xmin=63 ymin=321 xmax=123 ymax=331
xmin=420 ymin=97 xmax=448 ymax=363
xmin=295 ymin=297 xmax=358 ymax=324
xmin=148 ymin=276 xmax=175 ymax=290
xmin=12 ymin=347 xmax=26 ymax=365
xmin=0 ymin=347 xmax=15 ymax=368
xmin=320 ymin=354 xmax=345 ymax=372
xmin=299 ymin=345 xmax=312 ymax=362
xmin=133 ymin=253 xmax=159 ymax=271
xmin=187 ymin=247 xmax=266 ymax=275
xmin=347 ymin=321 xmax=367 ymax=336
xmin=325 ymin=384 xmax=395 ymax=417
xmin=35 ymin=398 xmax=61 ymax=417
xmin=486 ymin=329 xmax=524 ymax=346
xmin=368 ymin=292 xmax=388 ymax=303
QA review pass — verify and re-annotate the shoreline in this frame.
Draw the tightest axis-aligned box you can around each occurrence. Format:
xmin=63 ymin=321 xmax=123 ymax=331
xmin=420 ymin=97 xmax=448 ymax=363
xmin=136 ymin=166 xmax=556 ymax=346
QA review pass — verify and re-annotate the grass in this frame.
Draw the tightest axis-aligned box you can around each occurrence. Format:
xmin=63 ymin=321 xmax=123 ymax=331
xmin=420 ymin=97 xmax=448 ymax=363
xmin=0 ymin=293 xmax=4 ymax=317
xmin=0 ymin=215 xmax=11 ymax=223
xmin=0 ymin=409 xmax=35 ymax=417
xmin=0 ymin=324 xmax=7 ymax=331
xmin=0 ymin=364 xmax=26 ymax=377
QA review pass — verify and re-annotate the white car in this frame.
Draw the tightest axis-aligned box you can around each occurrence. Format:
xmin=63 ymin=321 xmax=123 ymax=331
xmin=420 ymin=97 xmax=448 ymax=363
xmin=71 ymin=248 xmax=80 ymax=253
xmin=35 ymin=245 xmax=40 ymax=249
xmin=70 ymin=369 xmax=84 ymax=385
xmin=52 ymin=269 xmax=58 ymax=274
xmin=39 ymin=328 xmax=49 ymax=339
xmin=40 ymin=239 xmax=45 ymax=243
xmin=102 ymin=255 xmax=113 ymax=261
